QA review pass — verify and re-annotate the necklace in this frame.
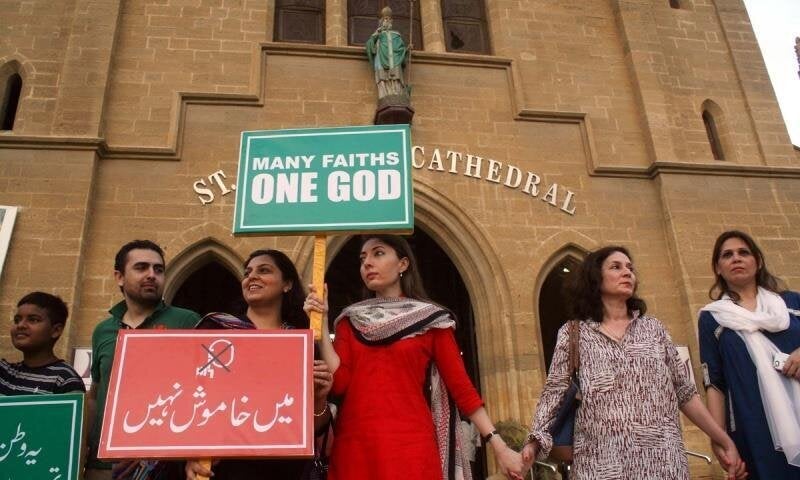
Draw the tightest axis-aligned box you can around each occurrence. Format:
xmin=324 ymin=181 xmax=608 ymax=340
xmin=599 ymin=322 xmax=628 ymax=342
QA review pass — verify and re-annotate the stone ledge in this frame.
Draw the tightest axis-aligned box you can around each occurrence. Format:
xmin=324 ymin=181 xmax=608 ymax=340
xmin=593 ymin=161 xmax=800 ymax=179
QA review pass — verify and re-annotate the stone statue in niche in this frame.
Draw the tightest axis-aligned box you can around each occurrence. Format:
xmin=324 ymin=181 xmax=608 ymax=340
xmin=367 ymin=6 xmax=414 ymax=124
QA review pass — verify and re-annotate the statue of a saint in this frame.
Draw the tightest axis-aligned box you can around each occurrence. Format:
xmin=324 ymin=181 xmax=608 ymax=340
xmin=366 ymin=7 xmax=409 ymax=103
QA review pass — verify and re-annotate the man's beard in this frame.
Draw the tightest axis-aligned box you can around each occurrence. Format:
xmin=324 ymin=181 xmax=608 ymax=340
xmin=126 ymin=288 xmax=162 ymax=308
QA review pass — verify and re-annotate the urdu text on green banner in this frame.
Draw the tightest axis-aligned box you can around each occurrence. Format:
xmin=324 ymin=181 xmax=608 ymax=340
xmin=0 ymin=393 xmax=84 ymax=480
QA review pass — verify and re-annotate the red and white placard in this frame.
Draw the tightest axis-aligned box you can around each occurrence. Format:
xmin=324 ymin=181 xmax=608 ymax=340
xmin=99 ymin=330 xmax=313 ymax=459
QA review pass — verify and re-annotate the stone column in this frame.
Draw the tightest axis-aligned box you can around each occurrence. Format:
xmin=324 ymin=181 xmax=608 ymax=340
xmin=420 ymin=0 xmax=445 ymax=53
xmin=326 ymin=0 xmax=348 ymax=47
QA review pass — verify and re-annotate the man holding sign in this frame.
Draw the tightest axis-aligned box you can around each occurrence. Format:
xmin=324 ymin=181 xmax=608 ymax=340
xmin=85 ymin=240 xmax=200 ymax=480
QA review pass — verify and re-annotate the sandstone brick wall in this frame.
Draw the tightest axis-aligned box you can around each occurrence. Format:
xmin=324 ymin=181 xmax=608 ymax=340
xmin=0 ymin=149 xmax=97 ymax=360
xmin=103 ymin=0 xmax=271 ymax=147
xmin=0 ymin=1 xmax=798 ymax=477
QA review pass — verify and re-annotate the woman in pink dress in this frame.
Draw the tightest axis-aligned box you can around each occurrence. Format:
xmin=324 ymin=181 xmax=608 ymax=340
xmin=306 ymin=235 xmax=523 ymax=480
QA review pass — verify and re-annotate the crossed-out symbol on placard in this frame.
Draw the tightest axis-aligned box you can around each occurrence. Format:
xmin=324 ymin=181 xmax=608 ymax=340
xmin=198 ymin=339 xmax=235 ymax=376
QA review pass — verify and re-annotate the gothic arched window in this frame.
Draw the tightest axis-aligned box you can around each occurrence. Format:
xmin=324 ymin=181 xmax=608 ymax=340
xmin=702 ymin=109 xmax=725 ymax=160
xmin=1 ymin=72 xmax=22 ymax=131
xmin=441 ymin=0 xmax=490 ymax=54
xmin=539 ymin=255 xmax=582 ymax=371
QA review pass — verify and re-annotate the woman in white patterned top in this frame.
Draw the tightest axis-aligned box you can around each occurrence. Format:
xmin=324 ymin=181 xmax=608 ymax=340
xmin=522 ymin=246 xmax=746 ymax=479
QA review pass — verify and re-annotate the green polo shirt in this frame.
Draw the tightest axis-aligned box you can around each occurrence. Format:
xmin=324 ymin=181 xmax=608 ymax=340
xmin=87 ymin=300 xmax=200 ymax=469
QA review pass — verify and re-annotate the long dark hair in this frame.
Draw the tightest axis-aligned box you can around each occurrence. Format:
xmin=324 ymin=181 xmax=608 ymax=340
xmin=359 ymin=234 xmax=431 ymax=301
xmin=244 ymin=249 xmax=309 ymax=329
xmin=708 ymin=230 xmax=785 ymax=301
xmin=568 ymin=245 xmax=647 ymax=322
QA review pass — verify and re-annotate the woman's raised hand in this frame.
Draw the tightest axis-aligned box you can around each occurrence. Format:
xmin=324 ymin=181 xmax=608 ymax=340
xmin=304 ymin=284 xmax=328 ymax=318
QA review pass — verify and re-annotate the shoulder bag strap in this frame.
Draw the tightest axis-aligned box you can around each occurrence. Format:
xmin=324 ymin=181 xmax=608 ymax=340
xmin=567 ymin=320 xmax=581 ymax=376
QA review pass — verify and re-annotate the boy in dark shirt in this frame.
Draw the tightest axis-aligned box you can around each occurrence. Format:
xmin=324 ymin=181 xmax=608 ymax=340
xmin=0 ymin=291 xmax=85 ymax=395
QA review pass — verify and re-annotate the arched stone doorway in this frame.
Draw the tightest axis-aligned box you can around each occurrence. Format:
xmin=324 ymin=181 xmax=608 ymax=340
xmin=538 ymin=255 xmax=582 ymax=371
xmin=171 ymin=262 xmax=242 ymax=317
xmin=165 ymin=239 xmax=244 ymax=317
xmin=325 ymin=227 xmax=487 ymax=478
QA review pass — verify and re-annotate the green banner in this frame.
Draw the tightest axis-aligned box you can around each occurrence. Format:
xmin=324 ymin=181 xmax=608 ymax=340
xmin=233 ymin=125 xmax=414 ymax=234
xmin=0 ymin=393 xmax=84 ymax=480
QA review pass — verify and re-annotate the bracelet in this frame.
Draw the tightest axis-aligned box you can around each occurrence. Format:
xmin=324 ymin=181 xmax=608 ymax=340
xmin=313 ymin=403 xmax=329 ymax=417
xmin=482 ymin=429 xmax=499 ymax=445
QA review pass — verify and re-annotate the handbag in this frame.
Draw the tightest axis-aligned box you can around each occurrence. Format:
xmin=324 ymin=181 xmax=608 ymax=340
xmin=302 ymin=425 xmax=330 ymax=480
xmin=548 ymin=320 xmax=581 ymax=463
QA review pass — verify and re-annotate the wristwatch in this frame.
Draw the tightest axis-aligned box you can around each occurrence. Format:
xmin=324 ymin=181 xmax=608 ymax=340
xmin=482 ymin=429 xmax=499 ymax=445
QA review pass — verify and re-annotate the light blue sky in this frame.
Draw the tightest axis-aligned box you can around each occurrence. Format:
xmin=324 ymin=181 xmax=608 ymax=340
xmin=743 ymin=0 xmax=800 ymax=146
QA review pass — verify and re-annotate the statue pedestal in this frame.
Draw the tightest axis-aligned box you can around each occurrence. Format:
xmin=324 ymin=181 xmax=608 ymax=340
xmin=374 ymin=105 xmax=415 ymax=125
xmin=374 ymin=94 xmax=414 ymax=125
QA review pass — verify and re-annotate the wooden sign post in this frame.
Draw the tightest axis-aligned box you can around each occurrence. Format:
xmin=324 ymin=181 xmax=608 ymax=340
xmin=310 ymin=235 xmax=327 ymax=339
xmin=182 ymin=125 xmax=417 ymax=477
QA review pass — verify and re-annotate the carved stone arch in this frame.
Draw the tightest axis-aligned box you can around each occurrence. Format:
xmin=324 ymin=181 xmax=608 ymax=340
xmin=532 ymin=242 xmax=591 ymax=376
xmin=414 ymin=179 xmax=520 ymax=419
xmin=299 ymin=177 xmax=520 ymax=418
xmin=158 ymin=223 xmax=244 ymax=299
xmin=529 ymin=230 xmax=597 ymax=372
xmin=0 ymin=57 xmax=32 ymax=83
xmin=531 ymin=230 xmax=597 ymax=286
xmin=163 ymin=237 xmax=245 ymax=302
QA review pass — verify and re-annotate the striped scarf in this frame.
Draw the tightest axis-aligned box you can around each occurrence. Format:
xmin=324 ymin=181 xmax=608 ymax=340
xmin=336 ymin=298 xmax=473 ymax=480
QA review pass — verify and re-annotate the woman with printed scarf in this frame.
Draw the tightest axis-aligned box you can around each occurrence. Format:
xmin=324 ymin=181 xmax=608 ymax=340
xmin=699 ymin=230 xmax=800 ymax=478
xmin=184 ymin=249 xmax=334 ymax=480
xmin=305 ymin=235 xmax=524 ymax=480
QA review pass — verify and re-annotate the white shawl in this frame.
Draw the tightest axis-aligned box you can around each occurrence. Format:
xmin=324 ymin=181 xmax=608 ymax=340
xmin=701 ymin=287 xmax=800 ymax=467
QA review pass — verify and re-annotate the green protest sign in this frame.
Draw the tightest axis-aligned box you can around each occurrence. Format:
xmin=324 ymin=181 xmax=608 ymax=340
xmin=233 ymin=125 xmax=414 ymax=234
xmin=0 ymin=393 xmax=84 ymax=480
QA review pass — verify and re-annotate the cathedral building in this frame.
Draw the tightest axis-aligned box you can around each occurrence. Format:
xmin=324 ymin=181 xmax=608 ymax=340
xmin=1 ymin=1 xmax=798 ymax=477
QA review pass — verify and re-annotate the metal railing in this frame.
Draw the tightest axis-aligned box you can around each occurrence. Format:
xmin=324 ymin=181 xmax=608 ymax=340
xmin=685 ymin=449 xmax=712 ymax=464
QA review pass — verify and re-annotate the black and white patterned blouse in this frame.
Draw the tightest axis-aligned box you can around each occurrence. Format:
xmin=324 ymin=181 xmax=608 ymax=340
xmin=528 ymin=314 xmax=697 ymax=480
